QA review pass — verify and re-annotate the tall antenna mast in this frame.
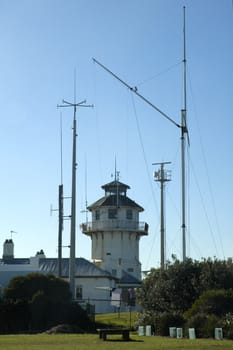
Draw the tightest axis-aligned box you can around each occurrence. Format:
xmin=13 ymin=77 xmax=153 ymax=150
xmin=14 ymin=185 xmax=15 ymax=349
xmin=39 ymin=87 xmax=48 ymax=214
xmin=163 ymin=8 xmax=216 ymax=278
xmin=57 ymin=96 xmax=93 ymax=299
xmin=60 ymin=112 xmax=63 ymax=184
xmin=58 ymin=183 xmax=63 ymax=277
xmin=57 ymin=113 xmax=64 ymax=278
xmin=93 ymin=7 xmax=189 ymax=262
xmin=153 ymin=162 xmax=171 ymax=269
xmin=181 ymin=6 xmax=188 ymax=261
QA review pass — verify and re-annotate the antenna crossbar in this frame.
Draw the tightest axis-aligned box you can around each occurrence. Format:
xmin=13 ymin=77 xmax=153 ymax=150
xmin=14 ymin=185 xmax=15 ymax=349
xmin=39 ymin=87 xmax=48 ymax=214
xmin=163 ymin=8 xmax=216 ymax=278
xmin=57 ymin=100 xmax=93 ymax=109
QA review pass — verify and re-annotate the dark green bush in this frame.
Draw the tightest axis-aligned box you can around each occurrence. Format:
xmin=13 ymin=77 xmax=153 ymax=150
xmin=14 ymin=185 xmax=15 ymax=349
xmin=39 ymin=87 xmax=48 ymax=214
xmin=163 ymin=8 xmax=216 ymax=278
xmin=221 ymin=313 xmax=233 ymax=340
xmin=185 ymin=289 xmax=233 ymax=319
xmin=0 ymin=274 xmax=94 ymax=333
xmin=136 ymin=311 xmax=184 ymax=336
xmin=135 ymin=311 xmax=157 ymax=334
xmin=186 ymin=313 xmax=220 ymax=338
xmin=156 ymin=312 xmax=184 ymax=336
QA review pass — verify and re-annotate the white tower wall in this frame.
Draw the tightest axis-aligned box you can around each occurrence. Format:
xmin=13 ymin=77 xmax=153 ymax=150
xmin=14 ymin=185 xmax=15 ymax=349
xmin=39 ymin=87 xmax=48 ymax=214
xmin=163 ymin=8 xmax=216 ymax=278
xmin=82 ymin=179 xmax=148 ymax=283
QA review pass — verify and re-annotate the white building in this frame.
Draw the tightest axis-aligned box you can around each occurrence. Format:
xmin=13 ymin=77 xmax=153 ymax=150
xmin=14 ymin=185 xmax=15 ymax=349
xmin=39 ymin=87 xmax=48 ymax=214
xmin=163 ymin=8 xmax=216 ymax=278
xmin=0 ymin=179 xmax=148 ymax=313
xmin=82 ymin=179 xmax=148 ymax=282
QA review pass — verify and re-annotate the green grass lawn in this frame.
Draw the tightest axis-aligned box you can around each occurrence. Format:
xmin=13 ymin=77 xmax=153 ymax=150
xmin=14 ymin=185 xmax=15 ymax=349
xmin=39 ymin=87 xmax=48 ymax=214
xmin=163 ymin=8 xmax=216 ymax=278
xmin=0 ymin=313 xmax=232 ymax=349
xmin=95 ymin=310 xmax=137 ymax=328
xmin=0 ymin=333 xmax=232 ymax=350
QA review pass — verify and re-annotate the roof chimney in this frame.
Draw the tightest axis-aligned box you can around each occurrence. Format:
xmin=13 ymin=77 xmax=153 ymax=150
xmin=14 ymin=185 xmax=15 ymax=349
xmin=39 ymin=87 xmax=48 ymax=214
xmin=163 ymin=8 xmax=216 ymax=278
xmin=3 ymin=239 xmax=14 ymax=262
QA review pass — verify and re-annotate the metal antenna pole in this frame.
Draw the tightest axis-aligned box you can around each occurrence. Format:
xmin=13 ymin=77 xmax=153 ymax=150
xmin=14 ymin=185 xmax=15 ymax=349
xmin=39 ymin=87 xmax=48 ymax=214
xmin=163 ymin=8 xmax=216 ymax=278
xmin=93 ymin=8 xmax=189 ymax=262
xmin=57 ymin=113 xmax=64 ymax=278
xmin=58 ymin=184 xmax=63 ymax=277
xmin=57 ymin=99 xmax=93 ymax=299
xmin=181 ymin=6 xmax=188 ymax=261
xmin=153 ymin=162 xmax=171 ymax=269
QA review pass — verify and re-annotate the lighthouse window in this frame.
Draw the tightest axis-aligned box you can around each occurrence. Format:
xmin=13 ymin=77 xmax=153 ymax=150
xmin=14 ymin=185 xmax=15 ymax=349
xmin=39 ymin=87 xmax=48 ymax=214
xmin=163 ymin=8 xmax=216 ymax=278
xmin=108 ymin=209 xmax=117 ymax=219
xmin=126 ymin=209 xmax=132 ymax=220
xmin=95 ymin=210 xmax=100 ymax=220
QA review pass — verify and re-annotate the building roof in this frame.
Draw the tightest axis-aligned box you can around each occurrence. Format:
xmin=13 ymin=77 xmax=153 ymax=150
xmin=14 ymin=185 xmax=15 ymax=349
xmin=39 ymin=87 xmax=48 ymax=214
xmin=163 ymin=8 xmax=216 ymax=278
xmin=0 ymin=258 xmax=142 ymax=289
xmin=0 ymin=257 xmax=113 ymax=288
xmin=101 ymin=180 xmax=130 ymax=192
xmin=87 ymin=179 xmax=144 ymax=211
xmin=117 ymin=270 xmax=142 ymax=288
xmin=87 ymin=194 xmax=144 ymax=211
xmin=38 ymin=257 xmax=112 ymax=278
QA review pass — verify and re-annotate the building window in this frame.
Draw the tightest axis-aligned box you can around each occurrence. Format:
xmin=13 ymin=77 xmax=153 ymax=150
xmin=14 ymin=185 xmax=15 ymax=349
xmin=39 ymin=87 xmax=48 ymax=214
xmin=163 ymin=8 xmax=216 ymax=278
xmin=76 ymin=285 xmax=83 ymax=300
xmin=108 ymin=208 xmax=117 ymax=219
xmin=126 ymin=209 xmax=132 ymax=220
xmin=95 ymin=210 xmax=100 ymax=220
xmin=127 ymin=268 xmax=134 ymax=273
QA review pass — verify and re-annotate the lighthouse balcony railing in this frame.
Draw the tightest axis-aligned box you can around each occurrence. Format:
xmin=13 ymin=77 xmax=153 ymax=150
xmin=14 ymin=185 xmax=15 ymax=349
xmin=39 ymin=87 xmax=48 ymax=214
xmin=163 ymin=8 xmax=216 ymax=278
xmin=81 ymin=220 xmax=148 ymax=235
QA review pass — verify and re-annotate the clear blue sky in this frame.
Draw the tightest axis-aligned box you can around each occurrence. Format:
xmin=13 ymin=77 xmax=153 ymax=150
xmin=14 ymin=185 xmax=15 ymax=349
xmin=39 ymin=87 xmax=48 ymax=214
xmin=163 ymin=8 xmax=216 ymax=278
xmin=0 ymin=0 xmax=232 ymax=270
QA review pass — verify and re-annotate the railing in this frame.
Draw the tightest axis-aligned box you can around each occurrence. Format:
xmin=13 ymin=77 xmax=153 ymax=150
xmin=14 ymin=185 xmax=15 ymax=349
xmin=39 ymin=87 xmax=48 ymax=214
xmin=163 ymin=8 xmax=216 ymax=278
xmin=81 ymin=220 xmax=148 ymax=234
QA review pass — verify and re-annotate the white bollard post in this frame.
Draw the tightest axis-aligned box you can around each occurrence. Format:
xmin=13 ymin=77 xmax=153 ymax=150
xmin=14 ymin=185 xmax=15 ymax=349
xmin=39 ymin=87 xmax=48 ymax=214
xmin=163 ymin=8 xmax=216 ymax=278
xmin=215 ymin=328 xmax=223 ymax=340
xmin=146 ymin=325 xmax=151 ymax=336
xmin=138 ymin=326 xmax=144 ymax=336
xmin=188 ymin=328 xmax=196 ymax=339
xmin=176 ymin=328 xmax=183 ymax=338
xmin=169 ymin=327 xmax=176 ymax=338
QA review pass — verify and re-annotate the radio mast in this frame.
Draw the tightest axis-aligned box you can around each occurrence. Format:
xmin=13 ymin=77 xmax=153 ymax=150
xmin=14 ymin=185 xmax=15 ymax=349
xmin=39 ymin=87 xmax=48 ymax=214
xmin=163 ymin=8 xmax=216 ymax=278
xmin=57 ymin=98 xmax=93 ymax=299
xmin=181 ymin=6 xmax=188 ymax=261
xmin=153 ymin=162 xmax=171 ymax=269
xmin=93 ymin=7 xmax=189 ymax=261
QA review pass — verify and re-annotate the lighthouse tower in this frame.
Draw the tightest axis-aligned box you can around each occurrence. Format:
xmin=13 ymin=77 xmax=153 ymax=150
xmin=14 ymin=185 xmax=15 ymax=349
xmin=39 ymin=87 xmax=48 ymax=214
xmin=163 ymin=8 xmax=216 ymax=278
xmin=82 ymin=175 xmax=148 ymax=282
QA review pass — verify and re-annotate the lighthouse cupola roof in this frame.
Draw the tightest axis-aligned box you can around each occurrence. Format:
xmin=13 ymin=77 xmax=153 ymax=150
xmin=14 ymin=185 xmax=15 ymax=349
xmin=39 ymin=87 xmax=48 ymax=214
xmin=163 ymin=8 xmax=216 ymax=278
xmin=101 ymin=180 xmax=130 ymax=197
xmin=87 ymin=178 xmax=144 ymax=211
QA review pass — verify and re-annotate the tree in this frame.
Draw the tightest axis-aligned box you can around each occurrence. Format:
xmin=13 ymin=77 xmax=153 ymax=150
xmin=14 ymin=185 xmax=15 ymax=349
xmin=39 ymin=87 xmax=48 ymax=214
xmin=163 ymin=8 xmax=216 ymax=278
xmin=1 ymin=273 xmax=92 ymax=333
xmin=30 ymin=290 xmax=50 ymax=331
xmin=137 ymin=258 xmax=202 ymax=313
xmin=4 ymin=273 xmax=71 ymax=303
xmin=185 ymin=289 xmax=233 ymax=318
xmin=199 ymin=258 xmax=233 ymax=291
xmin=137 ymin=258 xmax=233 ymax=315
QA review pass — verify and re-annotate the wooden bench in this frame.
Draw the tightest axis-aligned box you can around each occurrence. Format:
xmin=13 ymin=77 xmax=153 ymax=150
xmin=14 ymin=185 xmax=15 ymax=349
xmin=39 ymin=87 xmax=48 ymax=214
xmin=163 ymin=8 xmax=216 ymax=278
xmin=97 ymin=328 xmax=130 ymax=341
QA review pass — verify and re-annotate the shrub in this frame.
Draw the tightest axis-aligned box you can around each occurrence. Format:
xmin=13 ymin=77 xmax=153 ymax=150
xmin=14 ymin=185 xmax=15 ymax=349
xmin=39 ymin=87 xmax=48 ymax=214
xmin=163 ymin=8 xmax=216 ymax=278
xmin=0 ymin=300 xmax=30 ymax=334
xmin=221 ymin=313 xmax=233 ymax=340
xmin=136 ymin=311 xmax=184 ymax=336
xmin=186 ymin=313 xmax=220 ymax=338
xmin=156 ymin=312 xmax=184 ymax=336
xmin=135 ymin=311 xmax=157 ymax=334
xmin=1 ymin=273 xmax=94 ymax=333
xmin=185 ymin=289 xmax=233 ymax=319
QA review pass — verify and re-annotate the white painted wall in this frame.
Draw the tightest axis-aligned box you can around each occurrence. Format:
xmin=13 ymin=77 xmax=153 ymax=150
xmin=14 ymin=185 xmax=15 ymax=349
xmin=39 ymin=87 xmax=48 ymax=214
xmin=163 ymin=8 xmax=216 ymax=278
xmin=73 ymin=276 xmax=116 ymax=314
xmin=90 ymin=205 xmax=142 ymax=280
